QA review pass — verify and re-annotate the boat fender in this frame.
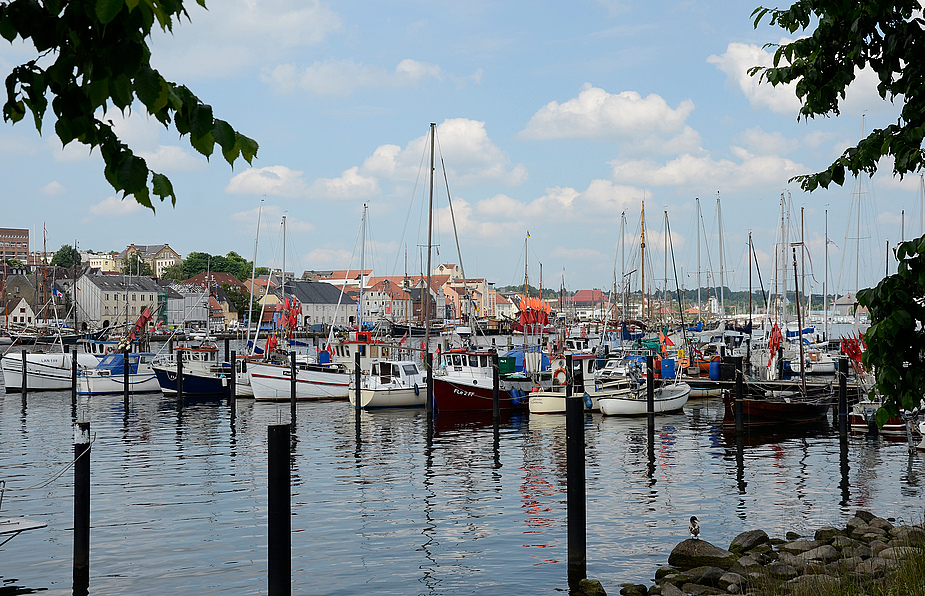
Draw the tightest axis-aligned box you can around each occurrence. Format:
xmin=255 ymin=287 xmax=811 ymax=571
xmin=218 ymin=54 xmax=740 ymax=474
xmin=583 ymin=392 xmax=593 ymax=409
xmin=414 ymin=383 xmax=420 ymax=396
xmin=510 ymin=389 xmax=523 ymax=406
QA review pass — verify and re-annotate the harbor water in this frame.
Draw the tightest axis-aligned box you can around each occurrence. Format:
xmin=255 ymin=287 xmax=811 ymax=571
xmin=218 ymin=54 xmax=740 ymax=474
xmin=1 ymin=379 xmax=923 ymax=594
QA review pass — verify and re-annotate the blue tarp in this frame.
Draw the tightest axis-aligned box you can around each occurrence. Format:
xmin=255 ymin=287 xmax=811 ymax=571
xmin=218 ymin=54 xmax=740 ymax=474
xmin=785 ymin=326 xmax=815 ymax=338
xmin=502 ymin=346 xmax=551 ymax=373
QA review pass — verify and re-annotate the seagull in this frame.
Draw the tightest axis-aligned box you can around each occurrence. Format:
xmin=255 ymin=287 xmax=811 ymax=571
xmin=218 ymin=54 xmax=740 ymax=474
xmin=689 ymin=516 xmax=700 ymax=539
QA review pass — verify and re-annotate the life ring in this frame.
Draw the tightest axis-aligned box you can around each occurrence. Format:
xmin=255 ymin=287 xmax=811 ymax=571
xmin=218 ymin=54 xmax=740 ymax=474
xmin=532 ymin=385 xmax=542 ymax=393
xmin=105 ymin=346 xmax=113 ymax=354
xmin=552 ymin=367 xmax=568 ymax=386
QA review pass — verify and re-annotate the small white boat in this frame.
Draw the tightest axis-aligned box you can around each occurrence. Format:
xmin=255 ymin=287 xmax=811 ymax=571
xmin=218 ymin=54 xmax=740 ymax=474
xmin=528 ymin=387 xmax=598 ymax=414
xmin=77 ymin=352 xmax=160 ymax=395
xmin=598 ymin=381 xmax=691 ymax=416
xmin=789 ymin=349 xmax=837 ymax=374
xmin=249 ymin=360 xmax=350 ymax=401
xmin=350 ymin=359 xmax=427 ymax=409
xmin=0 ymin=350 xmax=100 ymax=390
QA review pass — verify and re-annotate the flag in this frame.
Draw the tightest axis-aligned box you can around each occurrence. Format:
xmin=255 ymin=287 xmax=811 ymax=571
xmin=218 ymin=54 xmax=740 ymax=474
xmin=398 ymin=332 xmax=408 ymax=346
xmin=827 ymin=238 xmax=839 ymax=249
xmin=53 ymin=287 xmax=64 ymax=299
xmin=526 ymin=231 xmax=530 ymax=238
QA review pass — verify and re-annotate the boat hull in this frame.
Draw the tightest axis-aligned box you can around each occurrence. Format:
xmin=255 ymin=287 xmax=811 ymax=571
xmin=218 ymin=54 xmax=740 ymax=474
xmin=599 ymin=383 xmax=690 ymax=416
xmin=722 ymin=389 xmax=832 ymax=426
xmin=153 ymin=366 xmax=231 ymax=397
xmin=1 ymin=352 xmax=99 ymax=391
xmin=248 ymin=362 xmax=349 ymax=401
xmin=351 ymin=386 xmax=426 ymax=408
xmin=78 ymin=372 xmax=160 ymax=395
xmin=432 ymin=377 xmax=528 ymax=412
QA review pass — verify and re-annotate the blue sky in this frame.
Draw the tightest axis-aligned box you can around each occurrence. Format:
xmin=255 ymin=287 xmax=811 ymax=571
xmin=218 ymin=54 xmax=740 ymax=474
xmin=0 ymin=0 xmax=918 ymax=299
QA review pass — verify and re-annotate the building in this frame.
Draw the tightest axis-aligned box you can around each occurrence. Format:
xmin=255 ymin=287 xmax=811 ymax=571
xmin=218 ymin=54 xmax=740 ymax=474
xmin=83 ymin=252 xmax=119 ymax=273
xmin=274 ymin=280 xmax=357 ymax=329
xmin=0 ymin=228 xmax=29 ymax=262
xmin=1 ymin=297 xmax=35 ymax=327
xmin=184 ymin=271 xmax=247 ymax=293
xmin=76 ymin=274 xmax=162 ymax=330
xmin=117 ymin=244 xmax=182 ymax=278
xmin=361 ymin=279 xmax=412 ymax=324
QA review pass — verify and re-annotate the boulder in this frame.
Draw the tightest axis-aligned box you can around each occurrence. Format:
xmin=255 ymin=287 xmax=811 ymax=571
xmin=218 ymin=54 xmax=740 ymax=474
xmin=778 ymin=539 xmax=822 ymax=554
xmin=728 ymin=529 xmax=769 ymax=554
xmin=854 ymin=510 xmax=876 ymax=523
xmin=796 ymin=544 xmax=839 ymax=564
xmin=841 ymin=544 xmax=872 ymax=560
xmin=786 ymin=574 xmax=841 ymax=595
xmin=869 ymin=517 xmax=893 ymax=532
xmin=717 ymin=571 xmax=744 ymax=591
xmin=680 ymin=583 xmax=723 ymax=595
xmin=813 ymin=526 xmax=843 ymax=542
xmin=765 ymin=560 xmax=799 ymax=580
xmin=879 ymin=546 xmax=919 ymax=560
xmin=667 ymin=539 xmax=737 ymax=571
xmin=728 ymin=554 xmax=760 ymax=576
xmin=581 ymin=579 xmax=608 ymax=596
xmin=831 ymin=535 xmax=854 ymax=550
xmin=891 ymin=525 xmax=925 ymax=546
xmin=659 ymin=583 xmax=684 ymax=596
xmin=785 ymin=531 xmax=802 ymax=540
xmin=654 ymin=566 xmax=677 ymax=580
xmin=869 ymin=540 xmax=889 ymax=555
xmin=618 ymin=583 xmax=645 ymax=596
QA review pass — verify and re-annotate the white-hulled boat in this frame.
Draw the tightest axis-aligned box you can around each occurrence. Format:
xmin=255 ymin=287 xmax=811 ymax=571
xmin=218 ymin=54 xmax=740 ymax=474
xmin=248 ymin=360 xmax=350 ymax=401
xmin=77 ymin=352 xmax=160 ymax=395
xmin=598 ymin=380 xmax=691 ymax=416
xmin=349 ymin=359 xmax=426 ymax=408
xmin=151 ymin=342 xmax=233 ymax=397
xmin=0 ymin=350 xmax=100 ymax=390
xmin=789 ymin=349 xmax=837 ymax=374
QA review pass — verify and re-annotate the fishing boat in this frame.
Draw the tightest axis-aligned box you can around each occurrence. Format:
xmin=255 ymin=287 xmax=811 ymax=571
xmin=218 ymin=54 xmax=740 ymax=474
xmin=0 ymin=349 xmax=100 ymax=390
xmin=248 ymin=357 xmax=351 ymax=401
xmin=77 ymin=352 xmax=160 ymax=395
xmin=151 ymin=342 xmax=233 ymax=397
xmin=431 ymin=347 xmax=540 ymax=412
xmin=349 ymin=359 xmax=426 ymax=408
xmin=721 ymin=385 xmax=833 ymax=426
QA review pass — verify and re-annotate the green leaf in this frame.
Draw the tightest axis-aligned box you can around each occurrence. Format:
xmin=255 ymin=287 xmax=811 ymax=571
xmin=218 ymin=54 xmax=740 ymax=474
xmin=236 ymin=133 xmax=259 ymax=164
xmin=189 ymin=130 xmax=214 ymax=158
xmin=117 ymin=154 xmax=148 ymax=194
xmin=152 ymin=172 xmax=176 ymax=206
xmin=135 ymin=66 xmax=168 ymax=113
xmin=96 ymin=0 xmax=125 ymax=24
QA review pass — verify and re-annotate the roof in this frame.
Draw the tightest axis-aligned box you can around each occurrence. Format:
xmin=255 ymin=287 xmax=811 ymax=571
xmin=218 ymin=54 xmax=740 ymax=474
xmin=1 ymin=297 xmax=28 ymax=316
xmin=184 ymin=271 xmax=246 ymax=291
xmin=275 ymin=280 xmax=356 ymax=305
xmin=82 ymin=274 xmax=161 ymax=292
xmin=119 ymin=244 xmax=167 ymax=258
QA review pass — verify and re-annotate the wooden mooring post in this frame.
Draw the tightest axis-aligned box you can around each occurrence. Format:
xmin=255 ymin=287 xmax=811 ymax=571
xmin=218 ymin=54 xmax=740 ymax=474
xmin=268 ymin=423 xmax=291 ymax=595
xmin=565 ymin=353 xmax=586 ymax=587
xmin=838 ymin=357 xmax=848 ymax=436
xmin=289 ymin=351 xmax=297 ymax=426
xmin=229 ymin=350 xmax=237 ymax=414
xmin=492 ymin=352 xmax=500 ymax=422
xmin=21 ymin=349 xmax=27 ymax=399
xmin=735 ymin=356 xmax=744 ymax=433
xmin=71 ymin=348 xmax=78 ymax=406
xmin=73 ymin=421 xmax=90 ymax=596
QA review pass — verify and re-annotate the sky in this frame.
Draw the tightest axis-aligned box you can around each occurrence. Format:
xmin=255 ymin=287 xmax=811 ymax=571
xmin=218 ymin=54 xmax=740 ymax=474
xmin=0 ymin=0 xmax=920 ymax=300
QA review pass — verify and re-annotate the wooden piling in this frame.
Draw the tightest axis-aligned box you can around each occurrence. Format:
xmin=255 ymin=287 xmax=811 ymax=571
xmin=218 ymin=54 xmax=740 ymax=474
xmin=735 ymin=356 xmax=744 ymax=433
xmin=71 ymin=348 xmax=78 ymax=405
xmin=565 ymin=353 xmax=586 ymax=587
xmin=354 ymin=351 xmax=361 ymax=415
xmin=492 ymin=352 xmax=500 ymax=422
xmin=176 ymin=353 xmax=184 ymax=401
xmin=838 ymin=357 xmax=848 ymax=436
xmin=229 ymin=350 xmax=237 ymax=412
xmin=123 ymin=347 xmax=130 ymax=406
xmin=426 ymin=352 xmax=434 ymax=416
xmin=289 ymin=351 xmax=297 ymax=426
xmin=268 ymin=423 xmax=291 ymax=595
xmin=21 ymin=349 xmax=27 ymax=398
xmin=73 ymin=421 xmax=90 ymax=595
xmin=646 ymin=355 xmax=655 ymax=430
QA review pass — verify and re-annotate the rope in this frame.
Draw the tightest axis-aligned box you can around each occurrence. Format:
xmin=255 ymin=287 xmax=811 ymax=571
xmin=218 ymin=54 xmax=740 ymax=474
xmin=1 ymin=433 xmax=97 ymax=497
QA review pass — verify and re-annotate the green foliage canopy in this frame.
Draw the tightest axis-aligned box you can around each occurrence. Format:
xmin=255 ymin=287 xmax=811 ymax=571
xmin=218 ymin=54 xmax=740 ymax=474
xmin=751 ymin=1 xmax=925 ymax=191
xmin=182 ymin=251 xmax=253 ymax=281
xmin=0 ymin=0 xmax=258 ymax=209
xmin=50 ymin=243 xmax=80 ymax=268
xmin=857 ymin=238 xmax=925 ymax=423
xmin=121 ymin=252 xmax=152 ymax=276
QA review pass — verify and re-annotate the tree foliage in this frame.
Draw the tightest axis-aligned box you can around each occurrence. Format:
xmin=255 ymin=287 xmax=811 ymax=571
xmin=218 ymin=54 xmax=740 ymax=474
xmin=121 ymin=252 xmax=152 ymax=276
xmin=751 ymin=1 xmax=925 ymax=191
xmin=857 ymin=238 xmax=925 ymax=423
xmin=0 ymin=0 xmax=258 ymax=209
xmin=182 ymin=250 xmax=253 ymax=281
xmin=221 ymin=283 xmax=258 ymax=319
xmin=50 ymin=243 xmax=80 ymax=268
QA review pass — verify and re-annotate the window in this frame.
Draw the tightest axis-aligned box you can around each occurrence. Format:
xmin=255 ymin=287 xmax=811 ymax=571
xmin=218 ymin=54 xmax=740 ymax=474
xmin=132 ymin=294 xmax=136 ymax=301
xmin=105 ymin=293 xmax=109 ymax=300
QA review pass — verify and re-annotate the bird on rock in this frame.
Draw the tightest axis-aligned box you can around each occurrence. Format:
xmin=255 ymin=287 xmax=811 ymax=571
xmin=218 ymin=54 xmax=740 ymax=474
xmin=689 ymin=516 xmax=700 ymax=539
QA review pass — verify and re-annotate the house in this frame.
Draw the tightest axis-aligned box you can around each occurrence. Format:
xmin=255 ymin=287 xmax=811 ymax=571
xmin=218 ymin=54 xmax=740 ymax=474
xmin=83 ymin=252 xmax=119 ymax=273
xmin=117 ymin=244 xmax=182 ymax=278
xmin=184 ymin=271 xmax=247 ymax=293
xmin=244 ymin=276 xmax=278 ymax=298
xmin=312 ymin=269 xmax=373 ymax=293
xmin=495 ymin=293 xmax=516 ymax=320
xmin=273 ymin=280 xmax=357 ymax=329
xmin=1 ymin=297 xmax=35 ymax=327
xmin=361 ymin=279 xmax=412 ymax=324
xmin=76 ymin=273 xmax=162 ymax=330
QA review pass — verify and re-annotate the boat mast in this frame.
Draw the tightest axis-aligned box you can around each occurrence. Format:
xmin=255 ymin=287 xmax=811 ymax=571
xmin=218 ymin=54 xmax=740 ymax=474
xmin=641 ymin=198 xmax=646 ymax=320
xmin=792 ymin=246 xmax=807 ymax=397
xmin=696 ymin=197 xmax=701 ymax=321
xmin=425 ymin=123 xmax=435 ymax=356
xmin=824 ymin=209 xmax=829 ymax=342
xmin=281 ymin=215 xmax=287 ymax=302
xmin=717 ymin=192 xmax=724 ymax=318
xmin=801 ymin=207 xmax=807 ymax=328
xmin=664 ymin=209 xmax=668 ymax=325
xmin=246 ymin=199 xmax=263 ymax=354
xmin=621 ymin=211 xmax=627 ymax=320
xmin=359 ymin=203 xmax=367 ymax=330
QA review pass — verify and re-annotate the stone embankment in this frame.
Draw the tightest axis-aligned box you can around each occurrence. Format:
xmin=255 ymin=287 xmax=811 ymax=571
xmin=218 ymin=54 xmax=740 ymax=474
xmin=615 ymin=510 xmax=925 ymax=596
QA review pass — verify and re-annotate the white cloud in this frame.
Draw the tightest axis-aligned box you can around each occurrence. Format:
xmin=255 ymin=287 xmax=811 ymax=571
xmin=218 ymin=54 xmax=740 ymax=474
xmin=308 ymin=166 xmax=380 ymax=199
xmin=520 ymin=84 xmax=698 ymax=153
xmin=230 ymin=204 xmax=315 ymax=233
xmin=149 ymin=0 xmax=343 ymax=79
xmin=735 ymin=126 xmax=799 ymax=155
xmin=363 ymin=118 xmax=526 ymax=186
xmin=140 ymin=145 xmax=208 ymax=172
xmin=40 ymin=181 xmax=66 ymax=196
xmin=707 ymin=41 xmax=801 ymax=115
xmin=226 ymin=165 xmax=309 ymax=197
xmin=610 ymin=151 xmax=804 ymax=190
xmin=89 ymin=196 xmax=145 ymax=216
xmin=264 ymin=58 xmax=443 ymax=96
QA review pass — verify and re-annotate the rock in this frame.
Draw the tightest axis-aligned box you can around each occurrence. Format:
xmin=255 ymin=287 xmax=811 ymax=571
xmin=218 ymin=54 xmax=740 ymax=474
xmin=766 ymin=560 xmax=799 ymax=580
xmin=831 ymin=535 xmax=854 ymax=550
xmin=726 ymin=583 xmax=740 ymax=594
xmin=785 ymin=574 xmax=841 ymax=595
xmin=797 ymin=544 xmax=839 ymax=564
xmin=646 ymin=586 xmax=661 ymax=596
xmin=659 ymin=583 xmax=683 ymax=596
xmin=728 ymin=529 xmax=769 ymax=554
xmin=861 ymin=527 xmax=889 ymax=541
xmin=869 ymin=540 xmax=889 ymax=555
xmin=717 ymin=571 xmax=744 ymax=591
xmin=785 ymin=531 xmax=802 ymax=541
xmin=869 ymin=517 xmax=893 ymax=532
xmin=728 ymin=554 xmax=760 ymax=576
xmin=854 ymin=557 xmax=888 ymax=576
xmin=803 ymin=562 xmax=828 ymax=575
xmin=829 ymin=556 xmax=864 ymax=574
xmin=778 ymin=539 xmax=822 ymax=554
xmin=769 ymin=538 xmax=786 ymax=546
xmin=680 ymin=583 xmax=722 ymax=595
xmin=841 ymin=544 xmax=872 ymax=560
xmin=891 ymin=525 xmax=925 ymax=546
xmin=813 ymin=526 xmax=842 ymax=542
xmin=618 ymin=583 xmax=645 ymax=596
xmin=654 ymin=566 xmax=677 ymax=580
xmin=580 ymin=579 xmax=607 ymax=595
xmin=667 ymin=539 xmax=737 ymax=571
xmin=879 ymin=546 xmax=919 ymax=560
xmin=777 ymin=551 xmax=806 ymax=573
xmin=847 ymin=516 xmax=870 ymax=536
xmin=854 ymin=510 xmax=876 ymax=523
